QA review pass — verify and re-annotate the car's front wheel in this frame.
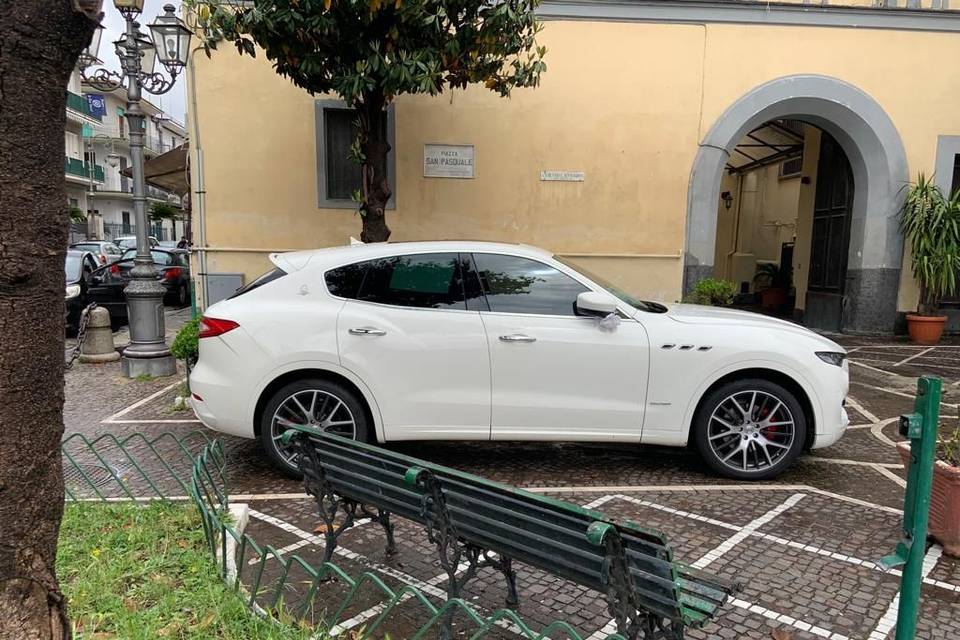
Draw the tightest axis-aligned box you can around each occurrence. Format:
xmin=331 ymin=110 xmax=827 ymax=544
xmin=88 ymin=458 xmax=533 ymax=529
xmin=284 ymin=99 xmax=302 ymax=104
xmin=692 ymin=378 xmax=806 ymax=480
xmin=259 ymin=378 xmax=370 ymax=477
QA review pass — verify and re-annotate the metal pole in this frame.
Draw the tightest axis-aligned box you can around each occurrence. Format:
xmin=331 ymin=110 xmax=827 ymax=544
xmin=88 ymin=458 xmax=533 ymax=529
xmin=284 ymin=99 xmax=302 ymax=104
xmin=120 ymin=14 xmax=175 ymax=378
xmin=882 ymin=376 xmax=941 ymax=640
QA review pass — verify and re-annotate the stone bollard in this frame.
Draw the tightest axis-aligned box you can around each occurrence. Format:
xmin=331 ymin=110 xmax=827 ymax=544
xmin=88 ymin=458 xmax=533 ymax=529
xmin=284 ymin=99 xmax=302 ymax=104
xmin=79 ymin=307 xmax=120 ymax=363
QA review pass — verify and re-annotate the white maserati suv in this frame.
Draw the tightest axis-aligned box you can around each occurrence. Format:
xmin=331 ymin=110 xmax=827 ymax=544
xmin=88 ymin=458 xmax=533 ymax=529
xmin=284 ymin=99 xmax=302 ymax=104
xmin=189 ymin=241 xmax=849 ymax=480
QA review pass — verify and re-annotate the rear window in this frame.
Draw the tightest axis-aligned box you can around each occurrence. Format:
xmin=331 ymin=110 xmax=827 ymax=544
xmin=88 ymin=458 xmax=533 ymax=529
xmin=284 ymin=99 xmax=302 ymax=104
xmin=121 ymin=249 xmax=173 ymax=265
xmin=325 ymin=253 xmax=466 ymax=310
xmin=229 ymin=267 xmax=287 ymax=299
xmin=71 ymin=243 xmax=98 ymax=252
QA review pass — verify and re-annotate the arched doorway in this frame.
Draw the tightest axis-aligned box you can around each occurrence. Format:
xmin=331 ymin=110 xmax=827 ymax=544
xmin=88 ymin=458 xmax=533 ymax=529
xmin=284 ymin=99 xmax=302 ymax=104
xmin=684 ymin=75 xmax=908 ymax=334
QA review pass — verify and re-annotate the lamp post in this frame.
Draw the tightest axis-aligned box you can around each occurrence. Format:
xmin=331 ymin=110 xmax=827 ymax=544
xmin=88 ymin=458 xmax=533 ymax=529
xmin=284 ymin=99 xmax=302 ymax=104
xmin=78 ymin=1 xmax=191 ymax=378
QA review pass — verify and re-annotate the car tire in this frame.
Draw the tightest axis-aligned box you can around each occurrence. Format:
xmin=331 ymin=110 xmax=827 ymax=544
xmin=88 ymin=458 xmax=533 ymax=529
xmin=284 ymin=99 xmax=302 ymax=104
xmin=692 ymin=378 xmax=806 ymax=481
xmin=176 ymin=283 xmax=188 ymax=307
xmin=259 ymin=378 xmax=371 ymax=477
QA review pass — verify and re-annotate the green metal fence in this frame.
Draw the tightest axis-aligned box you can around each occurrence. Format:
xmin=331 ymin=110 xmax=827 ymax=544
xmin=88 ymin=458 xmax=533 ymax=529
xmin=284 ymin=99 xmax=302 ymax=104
xmin=62 ymin=433 xmax=625 ymax=640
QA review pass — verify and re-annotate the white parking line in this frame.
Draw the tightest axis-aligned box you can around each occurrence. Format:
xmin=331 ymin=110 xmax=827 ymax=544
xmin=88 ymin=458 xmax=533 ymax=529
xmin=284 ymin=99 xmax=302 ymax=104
xmin=692 ymin=494 xmax=805 ymax=569
xmin=871 ymin=464 xmax=907 ymax=488
xmin=729 ymin=598 xmax=851 ymax=640
xmin=846 ymin=395 xmax=880 ymax=424
xmin=100 ymin=378 xmax=199 ymax=424
xmin=867 ymin=545 xmax=942 ymax=640
xmin=893 ymin=347 xmax=936 ymax=367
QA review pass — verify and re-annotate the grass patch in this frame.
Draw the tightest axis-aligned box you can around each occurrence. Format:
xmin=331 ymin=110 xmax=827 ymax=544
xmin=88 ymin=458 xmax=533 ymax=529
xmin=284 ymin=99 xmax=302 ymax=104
xmin=133 ymin=373 xmax=155 ymax=382
xmin=59 ymin=502 xmax=319 ymax=639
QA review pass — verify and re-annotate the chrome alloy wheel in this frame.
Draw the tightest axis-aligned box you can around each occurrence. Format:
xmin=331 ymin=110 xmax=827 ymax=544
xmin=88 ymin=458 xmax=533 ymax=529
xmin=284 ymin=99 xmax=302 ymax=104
xmin=270 ymin=390 xmax=357 ymax=464
xmin=707 ymin=390 xmax=795 ymax=473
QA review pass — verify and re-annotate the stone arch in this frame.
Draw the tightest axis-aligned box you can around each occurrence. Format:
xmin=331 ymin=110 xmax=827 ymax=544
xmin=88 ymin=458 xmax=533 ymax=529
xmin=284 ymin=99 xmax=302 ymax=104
xmin=684 ymin=75 xmax=908 ymax=333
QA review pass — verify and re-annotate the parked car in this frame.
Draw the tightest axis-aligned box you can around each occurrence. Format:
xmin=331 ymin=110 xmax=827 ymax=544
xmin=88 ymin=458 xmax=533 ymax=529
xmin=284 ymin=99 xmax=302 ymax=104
xmin=88 ymin=248 xmax=191 ymax=321
xmin=189 ymin=241 xmax=850 ymax=480
xmin=64 ymin=249 xmax=98 ymax=334
xmin=69 ymin=240 xmax=123 ymax=266
xmin=114 ymin=235 xmax=160 ymax=250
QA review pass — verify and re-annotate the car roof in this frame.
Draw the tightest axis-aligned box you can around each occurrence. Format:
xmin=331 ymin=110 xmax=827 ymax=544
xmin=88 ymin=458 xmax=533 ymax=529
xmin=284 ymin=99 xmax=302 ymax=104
xmin=270 ymin=240 xmax=553 ymax=272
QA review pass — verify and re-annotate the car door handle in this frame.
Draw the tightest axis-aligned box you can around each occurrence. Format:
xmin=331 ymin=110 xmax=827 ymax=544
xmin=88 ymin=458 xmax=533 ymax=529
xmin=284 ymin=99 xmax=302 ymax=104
xmin=499 ymin=334 xmax=536 ymax=343
xmin=349 ymin=327 xmax=386 ymax=336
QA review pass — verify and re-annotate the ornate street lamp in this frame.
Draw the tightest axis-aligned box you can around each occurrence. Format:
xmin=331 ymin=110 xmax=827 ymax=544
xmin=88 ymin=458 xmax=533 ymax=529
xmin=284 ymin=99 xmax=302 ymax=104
xmin=78 ymin=2 xmax=191 ymax=378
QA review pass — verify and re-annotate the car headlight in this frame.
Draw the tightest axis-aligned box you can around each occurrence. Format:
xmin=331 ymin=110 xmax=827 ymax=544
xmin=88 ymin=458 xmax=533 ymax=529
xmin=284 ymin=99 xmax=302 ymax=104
xmin=65 ymin=284 xmax=81 ymax=299
xmin=816 ymin=351 xmax=847 ymax=367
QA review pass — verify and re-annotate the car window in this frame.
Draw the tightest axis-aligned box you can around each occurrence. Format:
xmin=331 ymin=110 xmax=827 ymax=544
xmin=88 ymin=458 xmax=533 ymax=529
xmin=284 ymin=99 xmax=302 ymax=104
xmin=71 ymin=243 xmax=97 ymax=252
xmin=472 ymin=253 xmax=588 ymax=316
xmin=64 ymin=254 xmax=83 ymax=281
xmin=229 ymin=266 xmax=286 ymax=299
xmin=326 ymin=253 xmax=466 ymax=310
xmin=121 ymin=249 xmax=173 ymax=265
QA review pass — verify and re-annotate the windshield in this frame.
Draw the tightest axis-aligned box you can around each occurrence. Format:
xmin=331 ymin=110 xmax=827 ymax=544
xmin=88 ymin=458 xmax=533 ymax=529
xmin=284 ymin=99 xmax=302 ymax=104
xmin=553 ymin=256 xmax=668 ymax=313
xmin=64 ymin=254 xmax=83 ymax=281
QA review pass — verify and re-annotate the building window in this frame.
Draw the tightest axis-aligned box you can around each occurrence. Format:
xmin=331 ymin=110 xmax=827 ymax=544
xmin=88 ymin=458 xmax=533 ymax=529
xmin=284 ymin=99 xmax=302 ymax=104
xmin=779 ymin=155 xmax=803 ymax=179
xmin=315 ymin=100 xmax=395 ymax=209
xmin=951 ymin=154 xmax=959 ymax=197
xmin=122 ymin=211 xmax=131 ymax=234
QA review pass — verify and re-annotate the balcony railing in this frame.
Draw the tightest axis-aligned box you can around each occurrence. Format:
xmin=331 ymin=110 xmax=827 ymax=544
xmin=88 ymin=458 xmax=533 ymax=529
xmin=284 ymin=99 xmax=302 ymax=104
xmin=64 ymin=156 xmax=105 ymax=182
xmin=66 ymin=91 xmax=101 ymax=122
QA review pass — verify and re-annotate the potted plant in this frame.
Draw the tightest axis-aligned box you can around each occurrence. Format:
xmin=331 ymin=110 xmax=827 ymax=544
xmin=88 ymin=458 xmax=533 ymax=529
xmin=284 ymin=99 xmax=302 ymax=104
xmin=897 ymin=417 xmax=960 ymax=556
xmin=899 ymin=175 xmax=960 ymax=344
xmin=753 ymin=262 xmax=789 ymax=309
xmin=685 ymin=278 xmax=736 ymax=307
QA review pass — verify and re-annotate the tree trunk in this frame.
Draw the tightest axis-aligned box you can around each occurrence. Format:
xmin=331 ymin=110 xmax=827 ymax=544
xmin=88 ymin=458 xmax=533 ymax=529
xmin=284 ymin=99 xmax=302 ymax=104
xmin=0 ymin=3 xmax=97 ymax=639
xmin=358 ymin=98 xmax=392 ymax=243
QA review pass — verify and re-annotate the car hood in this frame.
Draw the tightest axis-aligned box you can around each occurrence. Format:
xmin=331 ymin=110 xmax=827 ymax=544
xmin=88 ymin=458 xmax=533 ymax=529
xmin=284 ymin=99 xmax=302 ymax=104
xmin=664 ymin=303 xmax=845 ymax=350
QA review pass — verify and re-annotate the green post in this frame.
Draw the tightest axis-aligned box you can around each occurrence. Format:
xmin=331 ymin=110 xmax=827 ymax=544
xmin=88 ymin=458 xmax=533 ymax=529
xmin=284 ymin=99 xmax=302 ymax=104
xmin=880 ymin=375 xmax=941 ymax=640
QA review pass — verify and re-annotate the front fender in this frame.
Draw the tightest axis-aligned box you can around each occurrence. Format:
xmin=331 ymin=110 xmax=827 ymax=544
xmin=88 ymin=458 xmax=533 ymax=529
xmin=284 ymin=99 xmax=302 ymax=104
xmin=679 ymin=357 xmax=825 ymax=443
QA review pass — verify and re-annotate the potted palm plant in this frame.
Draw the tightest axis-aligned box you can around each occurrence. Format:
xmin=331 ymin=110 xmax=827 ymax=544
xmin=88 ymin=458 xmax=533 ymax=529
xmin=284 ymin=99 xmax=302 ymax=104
xmin=897 ymin=416 xmax=960 ymax=556
xmin=899 ymin=175 xmax=960 ymax=345
xmin=753 ymin=262 xmax=789 ymax=309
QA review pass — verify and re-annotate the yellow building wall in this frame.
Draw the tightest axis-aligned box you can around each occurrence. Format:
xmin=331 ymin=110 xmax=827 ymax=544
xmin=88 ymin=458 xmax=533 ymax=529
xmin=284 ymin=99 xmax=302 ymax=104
xmin=189 ymin=18 xmax=960 ymax=313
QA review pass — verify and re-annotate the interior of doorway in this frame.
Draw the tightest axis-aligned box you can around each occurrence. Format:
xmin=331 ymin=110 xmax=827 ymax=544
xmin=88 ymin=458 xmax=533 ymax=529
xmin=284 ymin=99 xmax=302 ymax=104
xmin=711 ymin=120 xmax=854 ymax=332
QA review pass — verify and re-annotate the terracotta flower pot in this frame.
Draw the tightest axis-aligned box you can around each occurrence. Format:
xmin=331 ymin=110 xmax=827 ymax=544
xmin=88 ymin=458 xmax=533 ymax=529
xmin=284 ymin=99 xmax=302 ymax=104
xmin=760 ymin=288 xmax=787 ymax=309
xmin=898 ymin=443 xmax=960 ymax=557
xmin=906 ymin=314 xmax=947 ymax=345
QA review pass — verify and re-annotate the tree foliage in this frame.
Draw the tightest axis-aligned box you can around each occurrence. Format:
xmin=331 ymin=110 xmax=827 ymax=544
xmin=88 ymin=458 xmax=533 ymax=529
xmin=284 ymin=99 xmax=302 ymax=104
xmin=186 ymin=0 xmax=546 ymax=241
xmin=899 ymin=174 xmax=960 ymax=315
xmin=149 ymin=201 xmax=180 ymax=222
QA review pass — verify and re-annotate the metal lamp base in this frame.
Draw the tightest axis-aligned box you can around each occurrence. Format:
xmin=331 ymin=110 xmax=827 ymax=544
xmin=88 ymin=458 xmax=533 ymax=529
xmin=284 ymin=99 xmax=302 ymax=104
xmin=122 ymin=352 xmax=177 ymax=378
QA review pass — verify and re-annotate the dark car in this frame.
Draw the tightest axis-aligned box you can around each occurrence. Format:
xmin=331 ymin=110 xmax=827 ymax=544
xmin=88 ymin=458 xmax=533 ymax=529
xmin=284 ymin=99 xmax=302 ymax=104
xmin=88 ymin=248 xmax=191 ymax=321
xmin=69 ymin=240 xmax=123 ymax=266
xmin=64 ymin=250 xmax=98 ymax=334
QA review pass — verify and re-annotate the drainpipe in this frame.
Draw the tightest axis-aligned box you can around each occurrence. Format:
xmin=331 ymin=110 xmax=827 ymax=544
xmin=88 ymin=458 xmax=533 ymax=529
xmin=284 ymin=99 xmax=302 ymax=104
xmin=187 ymin=50 xmax=209 ymax=310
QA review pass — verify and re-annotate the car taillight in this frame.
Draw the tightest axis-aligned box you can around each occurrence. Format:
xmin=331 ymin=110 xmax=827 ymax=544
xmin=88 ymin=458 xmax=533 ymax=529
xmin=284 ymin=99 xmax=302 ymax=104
xmin=164 ymin=267 xmax=182 ymax=280
xmin=110 ymin=264 xmax=120 ymax=274
xmin=199 ymin=316 xmax=239 ymax=339
xmin=99 ymin=255 xmax=106 ymax=264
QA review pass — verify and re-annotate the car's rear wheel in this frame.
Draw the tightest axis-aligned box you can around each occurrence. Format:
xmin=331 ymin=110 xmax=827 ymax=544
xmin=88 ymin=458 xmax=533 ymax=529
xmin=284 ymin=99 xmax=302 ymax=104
xmin=692 ymin=378 xmax=806 ymax=480
xmin=259 ymin=378 xmax=370 ymax=476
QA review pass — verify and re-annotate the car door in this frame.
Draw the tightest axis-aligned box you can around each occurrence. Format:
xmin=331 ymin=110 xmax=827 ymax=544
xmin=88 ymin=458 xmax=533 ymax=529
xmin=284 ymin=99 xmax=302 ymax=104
xmin=333 ymin=252 xmax=491 ymax=440
xmin=470 ymin=253 xmax=649 ymax=441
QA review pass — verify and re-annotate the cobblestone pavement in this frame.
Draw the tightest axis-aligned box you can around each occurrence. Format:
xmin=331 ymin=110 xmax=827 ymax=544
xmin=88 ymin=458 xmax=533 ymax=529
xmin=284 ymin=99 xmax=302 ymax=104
xmin=63 ymin=334 xmax=960 ymax=639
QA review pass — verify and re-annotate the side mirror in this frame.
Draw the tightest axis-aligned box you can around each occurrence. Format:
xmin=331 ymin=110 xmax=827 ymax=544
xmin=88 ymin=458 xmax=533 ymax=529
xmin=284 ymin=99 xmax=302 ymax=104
xmin=576 ymin=291 xmax=618 ymax=318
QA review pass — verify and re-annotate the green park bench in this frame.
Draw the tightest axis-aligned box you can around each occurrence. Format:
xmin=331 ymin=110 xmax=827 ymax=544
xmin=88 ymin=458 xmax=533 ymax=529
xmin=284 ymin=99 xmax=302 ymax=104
xmin=283 ymin=425 xmax=739 ymax=639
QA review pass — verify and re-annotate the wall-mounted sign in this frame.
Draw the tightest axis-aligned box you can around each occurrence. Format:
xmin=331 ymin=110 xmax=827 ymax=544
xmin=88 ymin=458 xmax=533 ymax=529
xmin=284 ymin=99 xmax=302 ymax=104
xmin=424 ymin=144 xmax=475 ymax=179
xmin=540 ymin=170 xmax=585 ymax=182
